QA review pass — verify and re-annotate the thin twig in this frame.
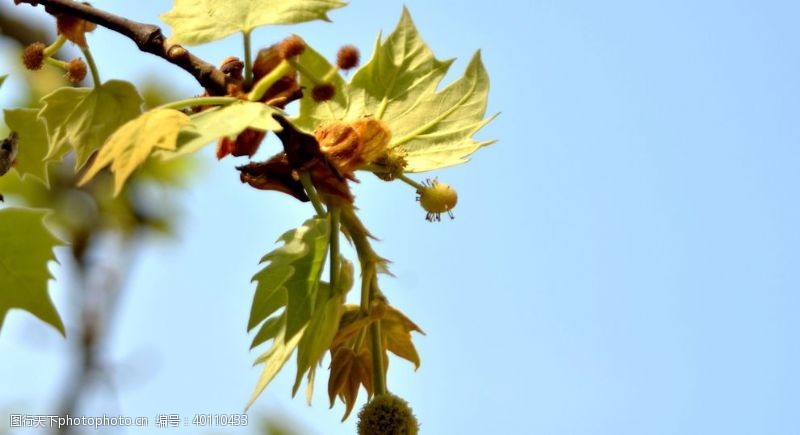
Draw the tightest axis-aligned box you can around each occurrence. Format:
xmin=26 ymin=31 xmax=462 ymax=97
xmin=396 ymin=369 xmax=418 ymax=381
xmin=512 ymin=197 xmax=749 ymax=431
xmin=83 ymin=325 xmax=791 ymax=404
xmin=14 ymin=0 xmax=230 ymax=95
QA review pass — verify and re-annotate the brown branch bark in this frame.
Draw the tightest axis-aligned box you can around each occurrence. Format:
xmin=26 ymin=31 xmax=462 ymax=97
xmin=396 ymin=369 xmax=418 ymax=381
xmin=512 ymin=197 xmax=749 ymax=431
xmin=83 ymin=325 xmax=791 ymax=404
xmin=13 ymin=0 xmax=230 ymax=95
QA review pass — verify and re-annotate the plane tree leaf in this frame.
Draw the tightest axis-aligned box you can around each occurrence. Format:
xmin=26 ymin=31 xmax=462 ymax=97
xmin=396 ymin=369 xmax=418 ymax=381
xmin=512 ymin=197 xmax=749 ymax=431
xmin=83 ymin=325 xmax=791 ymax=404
xmin=163 ymin=101 xmax=283 ymax=159
xmin=246 ymin=217 xmax=330 ymax=409
xmin=3 ymin=109 xmax=50 ymax=187
xmin=78 ymin=109 xmax=191 ymax=195
xmin=295 ymin=8 xmax=496 ymax=172
xmin=38 ymin=80 xmax=143 ymax=169
xmin=0 ymin=208 xmax=64 ymax=336
xmin=161 ymin=0 xmax=347 ymax=45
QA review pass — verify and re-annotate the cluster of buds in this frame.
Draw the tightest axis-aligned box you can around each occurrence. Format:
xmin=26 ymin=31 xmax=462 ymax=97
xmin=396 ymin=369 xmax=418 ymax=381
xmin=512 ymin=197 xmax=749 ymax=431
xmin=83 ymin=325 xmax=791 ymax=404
xmin=315 ymin=118 xmax=391 ymax=174
xmin=21 ymin=11 xmax=96 ymax=84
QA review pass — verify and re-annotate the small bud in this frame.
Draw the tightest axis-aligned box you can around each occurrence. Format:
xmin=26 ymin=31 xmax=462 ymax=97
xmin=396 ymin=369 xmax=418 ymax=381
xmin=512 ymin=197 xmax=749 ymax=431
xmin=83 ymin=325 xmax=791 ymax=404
xmin=167 ymin=45 xmax=189 ymax=61
xmin=311 ymin=83 xmax=336 ymax=102
xmin=417 ymin=178 xmax=458 ymax=222
xmin=336 ymin=45 xmax=360 ymax=70
xmin=66 ymin=58 xmax=87 ymax=83
xmin=372 ymin=149 xmax=407 ymax=182
xmin=219 ymin=56 xmax=244 ymax=80
xmin=56 ymin=11 xmax=97 ymax=48
xmin=357 ymin=393 xmax=419 ymax=435
xmin=22 ymin=42 xmax=46 ymax=70
xmin=278 ymin=35 xmax=306 ymax=59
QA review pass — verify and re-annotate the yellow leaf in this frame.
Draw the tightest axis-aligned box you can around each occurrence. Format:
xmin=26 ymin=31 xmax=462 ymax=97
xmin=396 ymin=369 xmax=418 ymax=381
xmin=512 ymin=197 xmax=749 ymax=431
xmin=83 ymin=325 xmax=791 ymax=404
xmin=78 ymin=109 xmax=191 ymax=195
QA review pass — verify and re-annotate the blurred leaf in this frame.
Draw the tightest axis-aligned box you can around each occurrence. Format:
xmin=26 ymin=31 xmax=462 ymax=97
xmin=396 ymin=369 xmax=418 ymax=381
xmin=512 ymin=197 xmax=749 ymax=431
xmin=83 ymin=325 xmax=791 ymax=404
xmin=78 ymin=109 xmax=191 ymax=194
xmin=39 ymin=80 xmax=143 ymax=169
xmin=295 ymin=8 xmax=496 ymax=172
xmin=0 ymin=75 xmax=6 ymax=88
xmin=164 ymin=102 xmax=282 ymax=159
xmin=0 ymin=208 xmax=64 ymax=336
xmin=161 ymin=0 xmax=346 ymax=45
xmin=3 ymin=109 xmax=50 ymax=186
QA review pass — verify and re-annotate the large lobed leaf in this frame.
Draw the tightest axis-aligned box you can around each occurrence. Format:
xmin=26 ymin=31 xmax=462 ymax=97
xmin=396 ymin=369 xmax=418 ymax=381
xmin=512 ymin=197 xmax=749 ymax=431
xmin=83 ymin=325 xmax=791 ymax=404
xmin=295 ymin=8 xmax=496 ymax=172
xmin=3 ymin=109 xmax=50 ymax=187
xmin=78 ymin=109 xmax=191 ymax=195
xmin=0 ymin=208 xmax=64 ymax=336
xmin=162 ymin=0 xmax=347 ymax=45
xmin=38 ymin=80 xmax=143 ymax=169
xmin=165 ymin=101 xmax=282 ymax=158
xmin=246 ymin=217 xmax=330 ymax=410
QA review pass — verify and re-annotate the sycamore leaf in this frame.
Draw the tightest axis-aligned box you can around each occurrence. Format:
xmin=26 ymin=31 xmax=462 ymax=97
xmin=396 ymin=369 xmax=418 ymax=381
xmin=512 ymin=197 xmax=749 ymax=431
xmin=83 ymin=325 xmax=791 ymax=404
xmin=381 ymin=305 xmax=424 ymax=369
xmin=327 ymin=346 xmax=373 ymax=420
xmin=246 ymin=321 xmax=306 ymax=411
xmin=39 ymin=80 xmax=143 ymax=169
xmin=161 ymin=0 xmax=346 ymax=46
xmin=3 ymin=109 xmax=50 ymax=187
xmin=259 ymin=217 xmax=329 ymax=341
xmin=78 ymin=109 xmax=191 ymax=195
xmin=250 ymin=312 xmax=285 ymax=349
xmin=246 ymin=217 xmax=330 ymax=409
xmin=0 ymin=208 xmax=64 ymax=336
xmin=164 ymin=102 xmax=282 ymax=159
xmin=295 ymin=8 xmax=496 ymax=172
xmin=292 ymin=258 xmax=353 ymax=397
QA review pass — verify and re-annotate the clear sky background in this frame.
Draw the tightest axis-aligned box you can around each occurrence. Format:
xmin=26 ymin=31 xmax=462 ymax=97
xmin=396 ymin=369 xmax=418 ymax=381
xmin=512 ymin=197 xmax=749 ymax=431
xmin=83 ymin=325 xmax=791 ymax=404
xmin=1 ymin=0 xmax=799 ymax=434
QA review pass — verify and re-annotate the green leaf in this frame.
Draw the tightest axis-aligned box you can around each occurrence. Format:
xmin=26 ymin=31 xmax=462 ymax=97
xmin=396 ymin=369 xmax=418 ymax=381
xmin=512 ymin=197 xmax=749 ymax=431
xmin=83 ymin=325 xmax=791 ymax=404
xmin=251 ymin=217 xmax=329 ymax=341
xmin=39 ymin=80 xmax=143 ymax=169
xmin=250 ymin=312 xmax=285 ymax=349
xmin=246 ymin=321 xmax=306 ymax=411
xmin=161 ymin=0 xmax=346 ymax=45
xmin=164 ymin=102 xmax=282 ymax=158
xmin=78 ymin=109 xmax=191 ymax=195
xmin=3 ymin=109 xmax=50 ymax=187
xmin=295 ymin=8 xmax=496 ymax=172
xmin=246 ymin=217 xmax=330 ymax=409
xmin=0 ymin=75 xmax=7 ymax=89
xmin=291 ymin=283 xmax=341 ymax=396
xmin=0 ymin=208 xmax=64 ymax=336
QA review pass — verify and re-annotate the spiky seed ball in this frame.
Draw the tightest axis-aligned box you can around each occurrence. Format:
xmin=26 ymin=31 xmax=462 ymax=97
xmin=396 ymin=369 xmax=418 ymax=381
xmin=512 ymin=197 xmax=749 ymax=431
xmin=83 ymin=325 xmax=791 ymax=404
xmin=357 ymin=393 xmax=419 ymax=435
xmin=66 ymin=58 xmax=87 ymax=83
xmin=278 ymin=35 xmax=306 ymax=59
xmin=312 ymin=83 xmax=336 ymax=102
xmin=22 ymin=42 xmax=46 ymax=70
xmin=418 ymin=178 xmax=458 ymax=222
xmin=337 ymin=45 xmax=360 ymax=70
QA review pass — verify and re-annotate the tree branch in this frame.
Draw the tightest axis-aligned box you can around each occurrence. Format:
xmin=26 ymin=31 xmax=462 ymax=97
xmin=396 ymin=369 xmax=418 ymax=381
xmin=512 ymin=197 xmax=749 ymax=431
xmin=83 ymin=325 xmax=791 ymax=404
xmin=14 ymin=0 xmax=230 ymax=95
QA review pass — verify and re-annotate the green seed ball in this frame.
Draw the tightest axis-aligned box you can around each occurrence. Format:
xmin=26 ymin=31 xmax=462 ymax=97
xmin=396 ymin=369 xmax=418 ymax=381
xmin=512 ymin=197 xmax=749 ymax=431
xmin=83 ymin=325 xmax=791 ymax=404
xmin=419 ymin=181 xmax=457 ymax=214
xmin=357 ymin=393 xmax=419 ymax=435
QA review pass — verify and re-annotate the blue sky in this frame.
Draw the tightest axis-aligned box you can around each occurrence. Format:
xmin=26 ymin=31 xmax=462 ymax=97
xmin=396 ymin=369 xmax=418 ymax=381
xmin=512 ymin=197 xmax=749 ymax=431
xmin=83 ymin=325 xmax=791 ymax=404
xmin=1 ymin=1 xmax=799 ymax=434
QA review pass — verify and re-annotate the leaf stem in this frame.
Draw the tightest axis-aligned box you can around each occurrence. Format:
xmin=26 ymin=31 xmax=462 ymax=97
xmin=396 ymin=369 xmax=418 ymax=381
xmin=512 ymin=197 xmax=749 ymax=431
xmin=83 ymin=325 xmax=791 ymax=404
xmin=44 ymin=57 xmax=68 ymax=69
xmin=155 ymin=96 xmax=239 ymax=111
xmin=81 ymin=47 xmax=101 ymax=86
xmin=248 ymin=60 xmax=292 ymax=102
xmin=397 ymin=173 xmax=425 ymax=192
xmin=43 ymin=35 xmax=67 ymax=57
xmin=243 ymin=30 xmax=253 ymax=87
xmin=286 ymin=58 xmax=323 ymax=86
xmin=298 ymin=171 xmax=326 ymax=217
xmin=370 ymin=322 xmax=387 ymax=395
xmin=329 ymin=207 xmax=341 ymax=295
